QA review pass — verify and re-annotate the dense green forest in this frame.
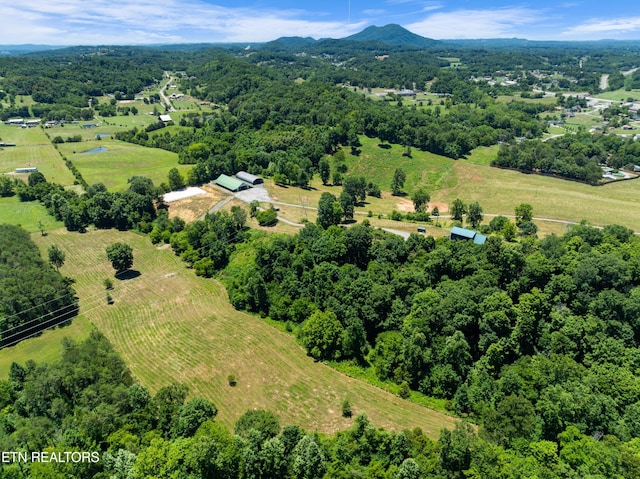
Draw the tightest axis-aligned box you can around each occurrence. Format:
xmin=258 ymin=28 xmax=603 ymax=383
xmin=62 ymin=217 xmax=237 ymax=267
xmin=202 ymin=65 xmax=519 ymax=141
xmin=3 ymin=331 xmax=640 ymax=478
xmin=0 ymin=224 xmax=77 ymax=348
xmin=116 ymin=76 xmax=547 ymax=187
xmin=492 ymin=131 xmax=640 ymax=184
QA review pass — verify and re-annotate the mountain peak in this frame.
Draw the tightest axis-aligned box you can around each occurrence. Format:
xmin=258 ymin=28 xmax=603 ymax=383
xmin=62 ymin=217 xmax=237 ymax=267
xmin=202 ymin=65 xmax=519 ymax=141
xmin=344 ymin=24 xmax=439 ymax=48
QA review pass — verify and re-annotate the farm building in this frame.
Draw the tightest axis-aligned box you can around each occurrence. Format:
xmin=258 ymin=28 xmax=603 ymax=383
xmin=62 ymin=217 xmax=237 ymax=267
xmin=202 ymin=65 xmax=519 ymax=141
xmin=15 ymin=167 xmax=38 ymax=173
xmin=81 ymin=123 xmax=97 ymax=129
xmin=450 ymin=226 xmax=487 ymax=245
xmin=158 ymin=114 xmax=173 ymax=123
xmin=236 ymin=171 xmax=263 ymax=185
xmin=215 ymin=174 xmax=248 ymax=192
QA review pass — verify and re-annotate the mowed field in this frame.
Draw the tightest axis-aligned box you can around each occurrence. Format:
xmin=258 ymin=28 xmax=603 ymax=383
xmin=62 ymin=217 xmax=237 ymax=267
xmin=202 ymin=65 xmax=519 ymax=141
xmin=0 ymin=315 xmax=93 ymax=379
xmin=58 ymin=139 xmax=190 ymax=191
xmin=345 ymin=138 xmax=640 ymax=232
xmin=16 ymin=228 xmax=457 ymax=437
xmin=0 ymin=196 xmax=63 ymax=233
xmin=0 ymin=124 xmax=76 ymax=186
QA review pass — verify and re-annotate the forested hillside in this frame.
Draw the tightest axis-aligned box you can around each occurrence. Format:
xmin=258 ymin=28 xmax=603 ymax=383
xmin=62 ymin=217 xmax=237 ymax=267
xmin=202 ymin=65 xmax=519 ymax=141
xmin=0 ymin=224 xmax=77 ymax=347
xmin=3 ymin=330 xmax=640 ymax=478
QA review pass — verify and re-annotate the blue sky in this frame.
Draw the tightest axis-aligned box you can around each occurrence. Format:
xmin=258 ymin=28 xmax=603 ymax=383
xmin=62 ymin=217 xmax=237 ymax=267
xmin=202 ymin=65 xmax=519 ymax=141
xmin=1 ymin=0 xmax=639 ymax=45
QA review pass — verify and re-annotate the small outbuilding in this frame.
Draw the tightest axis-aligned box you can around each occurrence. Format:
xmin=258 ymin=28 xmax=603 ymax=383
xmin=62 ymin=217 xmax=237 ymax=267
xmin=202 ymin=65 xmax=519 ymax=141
xmin=450 ymin=226 xmax=487 ymax=245
xmin=158 ymin=114 xmax=173 ymax=123
xmin=215 ymin=174 xmax=248 ymax=192
xmin=236 ymin=171 xmax=263 ymax=185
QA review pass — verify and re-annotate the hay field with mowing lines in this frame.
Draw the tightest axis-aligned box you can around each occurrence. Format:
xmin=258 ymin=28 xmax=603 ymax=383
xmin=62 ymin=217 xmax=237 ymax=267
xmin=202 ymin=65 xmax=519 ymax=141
xmin=30 ymin=228 xmax=457 ymax=437
xmin=59 ymin=139 xmax=190 ymax=191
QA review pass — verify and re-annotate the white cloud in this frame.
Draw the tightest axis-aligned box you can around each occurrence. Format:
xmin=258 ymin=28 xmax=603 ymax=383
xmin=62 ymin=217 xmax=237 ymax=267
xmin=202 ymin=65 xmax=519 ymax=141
xmin=405 ymin=7 xmax=546 ymax=39
xmin=0 ymin=0 xmax=365 ymax=44
xmin=562 ymin=17 xmax=640 ymax=37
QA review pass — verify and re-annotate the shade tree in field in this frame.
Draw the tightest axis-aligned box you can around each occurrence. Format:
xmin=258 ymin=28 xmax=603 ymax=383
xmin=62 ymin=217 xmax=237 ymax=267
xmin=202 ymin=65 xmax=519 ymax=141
xmin=450 ymin=198 xmax=466 ymax=222
xmin=411 ymin=186 xmax=430 ymax=213
xmin=515 ymin=203 xmax=533 ymax=225
xmin=391 ymin=168 xmax=406 ymax=196
xmin=317 ymin=192 xmax=344 ymax=229
xmin=167 ymin=167 xmax=185 ymax=191
xmin=106 ymin=242 xmax=134 ymax=274
xmin=47 ymin=244 xmax=66 ymax=271
xmin=466 ymin=201 xmax=483 ymax=229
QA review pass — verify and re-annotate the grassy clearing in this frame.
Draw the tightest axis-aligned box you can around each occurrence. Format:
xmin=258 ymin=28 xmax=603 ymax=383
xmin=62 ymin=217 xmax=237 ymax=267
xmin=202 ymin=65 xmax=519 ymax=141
xmin=347 ymin=136 xmax=457 ymax=192
xmin=0 ymin=315 xmax=93 ymax=379
xmin=0 ymin=196 xmax=63 ymax=233
xmin=563 ymin=113 xmax=601 ymax=129
xmin=465 ymin=145 xmax=499 ymax=166
xmin=592 ymin=88 xmax=640 ymax=102
xmin=23 ymin=228 xmax=457 ymax=436
xmin=495 ymin=95 xmax=557 ymax=106
xmin=0 ymin=125 xmax=76 ymax=186
xmin=435 ymin=161 xmax=640 ymax=231
xmin=59 ymin=139 xmax=189 ymax=191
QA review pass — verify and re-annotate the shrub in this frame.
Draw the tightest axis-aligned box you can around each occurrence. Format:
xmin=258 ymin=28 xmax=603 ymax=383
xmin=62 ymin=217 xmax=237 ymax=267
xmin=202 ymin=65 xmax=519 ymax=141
xmin=342 ymin=399 xmax=353 ymax=418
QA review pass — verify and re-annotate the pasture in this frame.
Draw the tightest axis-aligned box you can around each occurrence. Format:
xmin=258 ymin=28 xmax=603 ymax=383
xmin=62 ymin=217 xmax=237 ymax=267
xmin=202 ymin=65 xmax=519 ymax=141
xmin=58 ymin=139 xmax=190 ymax=191
xmin=19 ymin=228 xmax=457 ymax=436
xmin=342 ymin=136 xmax=640 ymax=232
xmin=0 ymin=125 xmax=76 ymax=186
xmin=0 ymin=196 xmax=63 ymax=232
xmin=0 ymin=315 xmax=92 ymax=379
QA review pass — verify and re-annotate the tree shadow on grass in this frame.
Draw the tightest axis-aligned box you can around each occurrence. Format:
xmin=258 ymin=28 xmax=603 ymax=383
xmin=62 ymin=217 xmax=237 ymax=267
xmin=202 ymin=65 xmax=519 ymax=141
xmin=115 ymin=270 xmax=141 ymax=281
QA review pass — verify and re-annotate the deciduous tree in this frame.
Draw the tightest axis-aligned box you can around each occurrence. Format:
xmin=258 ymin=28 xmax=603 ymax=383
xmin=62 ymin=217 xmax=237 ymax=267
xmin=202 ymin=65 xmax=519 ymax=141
xmin=106 ymin=242 xmax=134 ymax=274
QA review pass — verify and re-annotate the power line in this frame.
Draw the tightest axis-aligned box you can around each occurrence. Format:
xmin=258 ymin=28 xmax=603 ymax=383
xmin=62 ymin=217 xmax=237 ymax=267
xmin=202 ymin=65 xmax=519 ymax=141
xmin=1 ymin=216 xmax=248 ymax=351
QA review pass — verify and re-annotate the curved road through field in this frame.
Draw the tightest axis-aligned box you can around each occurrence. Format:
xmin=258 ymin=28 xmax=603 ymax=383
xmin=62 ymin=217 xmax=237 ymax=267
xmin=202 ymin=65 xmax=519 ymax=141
xmin=205 ymin=183 xmax=607 ymax=235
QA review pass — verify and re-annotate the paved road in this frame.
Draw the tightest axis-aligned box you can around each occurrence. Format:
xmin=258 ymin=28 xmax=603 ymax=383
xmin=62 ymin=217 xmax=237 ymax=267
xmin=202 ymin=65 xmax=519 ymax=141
xmin=600 ymin=74 xmax=609 ymax=91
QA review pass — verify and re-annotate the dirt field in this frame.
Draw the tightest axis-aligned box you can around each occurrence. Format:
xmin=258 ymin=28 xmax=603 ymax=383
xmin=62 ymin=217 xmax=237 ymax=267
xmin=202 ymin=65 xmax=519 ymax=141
xmin=167 ymin=185 xmax=228 ymax=222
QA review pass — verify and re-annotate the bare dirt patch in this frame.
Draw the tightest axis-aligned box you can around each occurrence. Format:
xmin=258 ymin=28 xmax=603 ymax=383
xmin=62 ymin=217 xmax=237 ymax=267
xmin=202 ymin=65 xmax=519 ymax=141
xmin=428 ymin=201 xmax=449 ymax=213
xmin=395 ymin=197 xmax=415 ymax=212
xmin=168 ymin=189 xmax=227 ymax=222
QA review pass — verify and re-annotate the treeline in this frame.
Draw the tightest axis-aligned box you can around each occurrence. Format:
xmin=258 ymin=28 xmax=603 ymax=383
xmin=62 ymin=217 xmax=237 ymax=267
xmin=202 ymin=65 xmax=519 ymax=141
xmin=0 ymin=50 xmax=168 ymax=105
xmin=492 ymin=131 xmax=640 ymax=184
xmin=0 ymin=224 xmax=77 ymax=347
xmin=10 ymin=172 xmax=160 ymax=233
xmin=116 ymin=77 xmax=547 ymax=189
xmin=4 ymin=331 xmax=640 ymax=478
xmin=219 ymin=216 xmax=640 ymax=448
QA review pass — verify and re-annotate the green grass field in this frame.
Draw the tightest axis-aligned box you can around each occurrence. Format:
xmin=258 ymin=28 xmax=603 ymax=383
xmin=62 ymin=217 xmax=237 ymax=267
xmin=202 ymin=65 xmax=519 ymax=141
xmin=0 ymin=196 xmax=63 ymax=232
xmin=5 ymin=228 xmax=457 ymax=436
xmin=592 ymin=88 xmax=640 ymax=102
xmin=0 ymin=315 xmax=93 ymax=379
xmin=58 ymin=139 xmax=190 ymax=191
xmin=0 ymin=125 xmax=77 ymax=185
xmin=347 ymin=136 xmax=457 ymax=193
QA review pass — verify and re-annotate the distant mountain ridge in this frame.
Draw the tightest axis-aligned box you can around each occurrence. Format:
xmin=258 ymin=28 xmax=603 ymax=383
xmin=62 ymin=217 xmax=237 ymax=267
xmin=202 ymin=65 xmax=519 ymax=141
xmin=343 ymin=24 xmax=439 ymax=48
xmin=265 ymin=24 xmax=439 ymax=51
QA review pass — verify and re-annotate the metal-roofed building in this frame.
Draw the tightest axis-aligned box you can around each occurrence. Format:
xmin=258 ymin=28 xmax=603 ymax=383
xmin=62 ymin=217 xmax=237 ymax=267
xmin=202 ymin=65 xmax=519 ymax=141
xmin=450 ymin=226 xmax=486 ymax=245
xmin=236 ymin=171 xmax=263 ymax=185
xmin=215 ymin=174 xmax=248 ymax=192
